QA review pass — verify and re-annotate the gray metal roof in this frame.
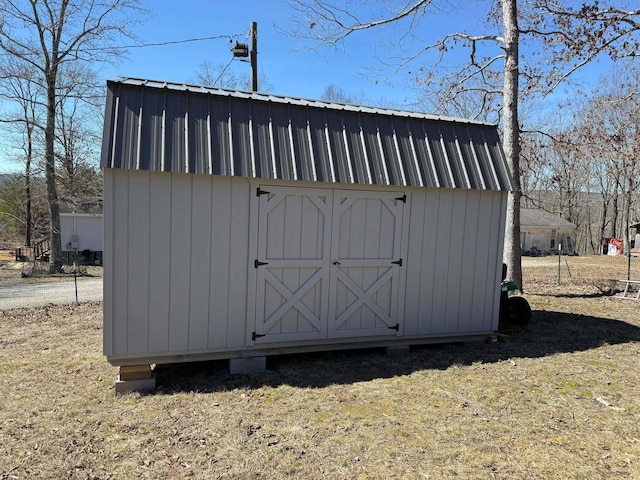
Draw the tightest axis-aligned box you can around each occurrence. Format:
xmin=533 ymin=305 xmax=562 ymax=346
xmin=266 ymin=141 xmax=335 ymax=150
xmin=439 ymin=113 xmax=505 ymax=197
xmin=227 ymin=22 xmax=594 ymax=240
xmin=521 ymin=209 xmax=576 ymax=228
xmin=101 ymin=77 xmax=513 ymax=190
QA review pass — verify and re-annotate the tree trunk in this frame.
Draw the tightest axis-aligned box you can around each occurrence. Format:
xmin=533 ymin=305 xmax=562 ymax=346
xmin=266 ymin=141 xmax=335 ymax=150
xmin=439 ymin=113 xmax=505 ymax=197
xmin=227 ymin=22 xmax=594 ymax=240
xmin=26 ymin=128 xmax=32 ymax=247
xmin=587 ymin=204 xmax=596 ymax=254
xmin=502 ymin=0 xmax=523 ymax=287
xmin=624 ymin=177 xmax=632 ymax=256
xmin=599 ymin=196 xmax=608 ymax=254
xmin=46 ymin=71 xmax=62 ymax=273
xmin=612 ymin=194 xmax=619 ymax=239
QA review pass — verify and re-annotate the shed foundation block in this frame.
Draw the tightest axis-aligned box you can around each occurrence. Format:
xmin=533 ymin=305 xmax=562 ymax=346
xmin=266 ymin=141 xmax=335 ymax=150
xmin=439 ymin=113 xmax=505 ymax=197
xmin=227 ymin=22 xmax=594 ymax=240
xmin=115 ymin=375 xmax=156 ymax=395
xmin=229 ymin=356 xmax=266 ymax=375
xmin=115 ymin=365 xmax=156 ymax=395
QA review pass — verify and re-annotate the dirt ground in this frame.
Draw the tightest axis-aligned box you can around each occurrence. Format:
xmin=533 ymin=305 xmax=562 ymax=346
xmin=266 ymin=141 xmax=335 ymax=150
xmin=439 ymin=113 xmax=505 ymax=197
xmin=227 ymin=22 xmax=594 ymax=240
xmin=0 ymin=248 xmax=15 ymax=263
xmin=522 ymin=254 xmax=639 ymax=297
xmin=0 ymin=249 xmax=103 ymax=287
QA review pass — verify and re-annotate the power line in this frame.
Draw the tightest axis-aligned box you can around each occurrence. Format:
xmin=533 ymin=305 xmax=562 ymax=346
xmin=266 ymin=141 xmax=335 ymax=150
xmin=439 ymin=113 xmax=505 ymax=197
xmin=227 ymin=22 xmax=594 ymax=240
xmin=213 ymin=55 xmax=237 ymax=86
xmin=0 ymin=33 xmax=245 ymax=56
xmin=83 ymin=34 xmax=241 ymax=52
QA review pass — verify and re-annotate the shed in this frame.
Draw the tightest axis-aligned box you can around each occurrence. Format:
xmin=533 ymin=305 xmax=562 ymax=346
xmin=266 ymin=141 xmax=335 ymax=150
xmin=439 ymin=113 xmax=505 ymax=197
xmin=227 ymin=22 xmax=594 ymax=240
xmin=520 ymin=208 xmax=576 ymax=256
xmin=101 ymin=78 xmax=513 ymax=387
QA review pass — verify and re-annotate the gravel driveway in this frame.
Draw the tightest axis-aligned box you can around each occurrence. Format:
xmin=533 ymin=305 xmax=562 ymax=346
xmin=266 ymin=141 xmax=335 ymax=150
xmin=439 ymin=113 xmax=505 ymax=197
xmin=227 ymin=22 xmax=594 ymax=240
xmin=0 ymin=277 xmax=103 ymax=309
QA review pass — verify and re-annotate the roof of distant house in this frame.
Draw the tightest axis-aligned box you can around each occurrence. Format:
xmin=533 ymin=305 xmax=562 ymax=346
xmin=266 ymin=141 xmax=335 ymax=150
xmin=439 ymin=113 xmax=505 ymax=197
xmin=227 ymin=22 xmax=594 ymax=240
xmin=521 ymin=208 xmax=575 ymax=228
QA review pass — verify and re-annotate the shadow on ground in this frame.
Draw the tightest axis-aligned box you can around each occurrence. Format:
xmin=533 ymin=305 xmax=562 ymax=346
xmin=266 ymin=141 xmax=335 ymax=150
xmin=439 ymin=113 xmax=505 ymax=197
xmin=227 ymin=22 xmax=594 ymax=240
xmin=153 ymin=309 xmax=640 ymax=394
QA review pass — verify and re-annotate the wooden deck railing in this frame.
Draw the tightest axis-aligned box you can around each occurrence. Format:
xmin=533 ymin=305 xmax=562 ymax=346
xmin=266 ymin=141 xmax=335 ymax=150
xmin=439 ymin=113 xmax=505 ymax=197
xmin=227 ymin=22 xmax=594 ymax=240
xmin=32 ymin=237 xmax=50 ymax=259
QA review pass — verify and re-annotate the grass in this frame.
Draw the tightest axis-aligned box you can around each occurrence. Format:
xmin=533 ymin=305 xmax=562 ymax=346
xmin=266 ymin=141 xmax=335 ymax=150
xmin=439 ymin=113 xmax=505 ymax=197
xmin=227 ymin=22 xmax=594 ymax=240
xmin=1 ymin=256 xmax=639 ymax=479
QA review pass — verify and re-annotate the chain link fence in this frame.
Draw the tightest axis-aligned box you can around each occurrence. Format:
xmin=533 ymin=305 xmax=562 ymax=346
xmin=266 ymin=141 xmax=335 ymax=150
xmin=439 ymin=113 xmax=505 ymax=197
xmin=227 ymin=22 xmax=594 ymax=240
xmin=0 ymin=257 xmax=102 ymax=310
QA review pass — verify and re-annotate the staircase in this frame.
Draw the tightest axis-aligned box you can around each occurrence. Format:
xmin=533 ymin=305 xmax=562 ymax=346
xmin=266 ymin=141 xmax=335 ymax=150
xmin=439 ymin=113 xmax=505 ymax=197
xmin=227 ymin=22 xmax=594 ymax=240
xmin=15 ymin=237 xmax=50 ymax=261
xmin=33 ymin=237 xmax=50 ymax=260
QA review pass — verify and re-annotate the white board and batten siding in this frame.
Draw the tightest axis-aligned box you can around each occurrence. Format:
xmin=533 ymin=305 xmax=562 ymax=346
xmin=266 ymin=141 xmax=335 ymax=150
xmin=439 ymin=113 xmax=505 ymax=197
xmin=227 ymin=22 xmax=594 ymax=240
xmin=403 ymin=188 xmax=506 ymax=337
xmin=103 ymin=169 xmax=252 ymax=360
xmin=104 ymin=168 xmax=506 ymax=364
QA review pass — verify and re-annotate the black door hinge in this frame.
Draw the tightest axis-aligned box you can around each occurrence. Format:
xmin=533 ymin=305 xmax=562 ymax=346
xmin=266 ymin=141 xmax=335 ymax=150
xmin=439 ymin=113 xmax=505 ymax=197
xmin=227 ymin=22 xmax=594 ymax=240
xmin=252 ymin=332 xmax=266 ymax=341
xmin=395 ymin=194 xmax=406 ymax=203
xmin=391 ymin=259 xmax=403 ymax=266
xmin=255 ymin=260 xmax=269 ymax=268
xmin=388 ymin=323 xmax=400 ymax=331
xmin=257 ymin=188 xmax=270 ymax=196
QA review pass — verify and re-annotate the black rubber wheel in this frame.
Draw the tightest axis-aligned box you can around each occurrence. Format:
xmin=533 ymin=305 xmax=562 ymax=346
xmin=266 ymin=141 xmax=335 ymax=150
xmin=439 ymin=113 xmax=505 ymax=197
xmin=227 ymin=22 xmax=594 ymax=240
xmin=504 ymin=296 xmax=531 ymax=325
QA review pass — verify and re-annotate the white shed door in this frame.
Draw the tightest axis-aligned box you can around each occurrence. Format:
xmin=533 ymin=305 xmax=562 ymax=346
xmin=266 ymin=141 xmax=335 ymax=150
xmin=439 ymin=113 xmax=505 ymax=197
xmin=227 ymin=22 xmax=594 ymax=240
xmin=253 ymin=186 xmax=405 ymax=343
xmin=254 ymin=186 xmax=332 ymax=343
xmin=329 ymin=190 xmax=404 ymax=337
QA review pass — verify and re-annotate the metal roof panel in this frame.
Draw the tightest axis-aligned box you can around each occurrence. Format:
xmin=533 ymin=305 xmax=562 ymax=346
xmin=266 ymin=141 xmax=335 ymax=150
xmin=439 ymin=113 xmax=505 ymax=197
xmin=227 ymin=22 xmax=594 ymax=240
xmin=101 ymin=77 xmax=514 ymax=191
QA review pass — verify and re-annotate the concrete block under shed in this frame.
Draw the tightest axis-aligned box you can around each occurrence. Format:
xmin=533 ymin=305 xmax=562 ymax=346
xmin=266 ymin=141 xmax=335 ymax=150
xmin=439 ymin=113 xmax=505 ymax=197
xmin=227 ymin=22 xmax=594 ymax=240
xmin=115 ymin=374 xmax=156 ymax=395
xmin=115 ymin=365 xmax=156 ymax=394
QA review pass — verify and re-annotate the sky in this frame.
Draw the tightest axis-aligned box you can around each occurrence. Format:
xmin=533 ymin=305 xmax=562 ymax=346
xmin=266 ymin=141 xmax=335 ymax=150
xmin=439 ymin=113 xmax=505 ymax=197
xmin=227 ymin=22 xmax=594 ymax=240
xmin=0 ymin=0 xmax=616 ymax=173
xmin=103 ymin=0 xmax=610 ymax=102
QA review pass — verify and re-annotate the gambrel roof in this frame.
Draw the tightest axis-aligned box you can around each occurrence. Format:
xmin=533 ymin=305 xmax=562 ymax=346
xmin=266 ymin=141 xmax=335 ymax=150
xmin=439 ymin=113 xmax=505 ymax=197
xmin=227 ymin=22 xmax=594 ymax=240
xmin=101 ymin=77 xmax=513 ymax=191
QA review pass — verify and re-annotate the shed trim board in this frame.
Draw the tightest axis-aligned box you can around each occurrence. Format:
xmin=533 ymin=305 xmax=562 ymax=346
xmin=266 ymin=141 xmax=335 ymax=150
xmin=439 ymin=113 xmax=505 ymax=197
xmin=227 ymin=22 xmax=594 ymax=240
xmin=101 ymin=78 xmax=511 ymax=366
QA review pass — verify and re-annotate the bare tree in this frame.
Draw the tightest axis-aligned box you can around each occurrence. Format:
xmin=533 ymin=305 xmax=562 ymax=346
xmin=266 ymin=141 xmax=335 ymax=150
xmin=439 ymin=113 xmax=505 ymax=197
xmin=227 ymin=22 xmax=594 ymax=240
xmin=521 ymin=62 xmax=640 ymax=255
xmin=525 ymin=2 xmax=640 ymax=91
xmin=0 ymin=59 xmax=44 ymax=247
xmin=0 ymin=0 xmax=143 ymax=272
xmin=192 ymin=60 xmax=273 ymax=92
xmin=583 ymin=68 xmax=640 ymax=251
xmin=321 ymin=83 xmax=369 ymax=104
xmin=54 ymin=65 xmax=103 ymax=210
xmin=0 ymin=173 xmax=49 ymax=245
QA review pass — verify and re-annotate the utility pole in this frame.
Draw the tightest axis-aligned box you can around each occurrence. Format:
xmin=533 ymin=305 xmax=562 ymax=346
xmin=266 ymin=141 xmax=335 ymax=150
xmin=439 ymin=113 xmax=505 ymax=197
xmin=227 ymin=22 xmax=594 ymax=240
xmin=250 ymin=21 xmax=258 ymax=92
xmin=231 ymin=22 xmax=258 ymax=92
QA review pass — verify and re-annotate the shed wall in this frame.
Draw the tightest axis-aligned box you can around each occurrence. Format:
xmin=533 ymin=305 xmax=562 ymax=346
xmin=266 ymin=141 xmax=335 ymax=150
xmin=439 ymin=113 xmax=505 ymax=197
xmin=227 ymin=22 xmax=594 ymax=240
xmin=104 ymin=168 xmax=506 ymax=364
xmin=103 ymin=168 xmax=252 ymax=358
xmin=404 ymin=188 xmax=506 ymax=336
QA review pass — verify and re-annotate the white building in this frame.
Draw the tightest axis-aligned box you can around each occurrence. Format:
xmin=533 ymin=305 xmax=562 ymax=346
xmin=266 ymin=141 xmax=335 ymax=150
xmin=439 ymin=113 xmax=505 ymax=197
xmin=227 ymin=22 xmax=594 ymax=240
xmin=520 ymin=208 xmax=576 ymax=256
xmin=60 ymin=212 xmax=103 ymax=264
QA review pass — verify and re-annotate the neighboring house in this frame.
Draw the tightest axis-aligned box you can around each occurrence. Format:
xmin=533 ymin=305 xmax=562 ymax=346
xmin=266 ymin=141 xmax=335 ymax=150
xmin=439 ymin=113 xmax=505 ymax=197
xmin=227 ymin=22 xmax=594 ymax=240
xmin=101 ymin=77 xmax=514 ymax=388
xmin=60 ymin=212 xmax=103 ymax=264
xmin=520 ymin=208 xmax=576 ymax=256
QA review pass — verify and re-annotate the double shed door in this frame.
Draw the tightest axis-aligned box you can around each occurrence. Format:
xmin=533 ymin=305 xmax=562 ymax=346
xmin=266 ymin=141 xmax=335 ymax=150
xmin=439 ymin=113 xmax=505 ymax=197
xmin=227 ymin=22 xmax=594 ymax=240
xmin=253 ymin=185 xmax=406 ymax=344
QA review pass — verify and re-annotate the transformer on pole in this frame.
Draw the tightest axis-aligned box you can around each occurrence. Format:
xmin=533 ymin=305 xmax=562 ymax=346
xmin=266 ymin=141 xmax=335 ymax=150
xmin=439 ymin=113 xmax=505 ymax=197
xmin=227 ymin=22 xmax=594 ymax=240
xmin=232 ymin=21 xmax=258 ymax=92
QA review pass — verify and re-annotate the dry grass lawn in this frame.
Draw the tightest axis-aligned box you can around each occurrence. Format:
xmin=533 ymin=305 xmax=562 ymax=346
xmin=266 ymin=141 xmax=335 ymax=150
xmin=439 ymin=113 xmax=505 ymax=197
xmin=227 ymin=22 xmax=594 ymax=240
xmin=1 ymin=256 xmax=639 ymax=479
